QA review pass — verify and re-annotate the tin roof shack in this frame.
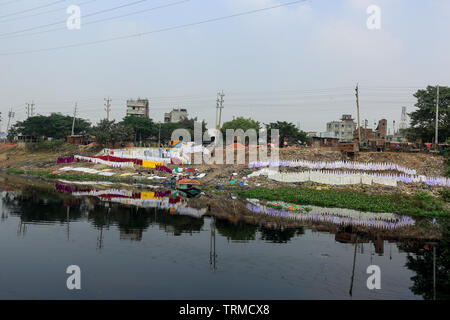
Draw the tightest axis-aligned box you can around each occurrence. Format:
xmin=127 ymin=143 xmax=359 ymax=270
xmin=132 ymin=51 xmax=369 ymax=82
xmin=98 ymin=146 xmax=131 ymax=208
xmin=311 ymin=136 xmax=340 ymax=150
xmin=66 ymin=135 xmax=85 ymax=145
xmin=17 ymin=135 xmax=41 ymax=148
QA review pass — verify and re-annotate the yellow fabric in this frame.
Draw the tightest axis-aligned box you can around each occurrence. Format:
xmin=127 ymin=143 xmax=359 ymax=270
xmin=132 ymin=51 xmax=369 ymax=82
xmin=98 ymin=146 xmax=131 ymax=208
xmin=142 ymin=160 xmax=164 ymax=168
xmin=140 ymin=192 xmax=162 ymax=200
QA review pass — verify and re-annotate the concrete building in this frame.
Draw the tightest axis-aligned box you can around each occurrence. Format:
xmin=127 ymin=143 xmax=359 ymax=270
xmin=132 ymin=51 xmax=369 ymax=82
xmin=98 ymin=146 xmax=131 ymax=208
xmin=164 ymin=108 xmax=188 ymax=123
xmin=126 ymin=99 xmax=149 ymax=118
xmin=323 ymin=114 xmax=356 ymax=142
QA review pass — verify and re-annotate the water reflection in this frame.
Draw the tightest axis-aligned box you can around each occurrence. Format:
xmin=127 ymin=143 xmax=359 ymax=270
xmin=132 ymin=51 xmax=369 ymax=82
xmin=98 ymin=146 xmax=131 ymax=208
xmin=0 ymin=183 xmax=448 ymax=300
xmin=246 ymin=202 xmax=416 ymax=230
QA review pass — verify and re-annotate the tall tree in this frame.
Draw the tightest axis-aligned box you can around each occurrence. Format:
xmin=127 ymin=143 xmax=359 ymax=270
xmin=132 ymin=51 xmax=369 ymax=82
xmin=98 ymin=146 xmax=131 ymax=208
xmin=266 ymin=121 xmax=309 ymax=145
xmin=221 ymin=117 xmax=260 ymax=135
xmin=406 ymin=85 xmax=450 ymax=143
xmin=121 ymin=116 xmax=158 ymax=142
xmin=158 ymin=118 xmax=208 ymax=145
xmin=10 ymin=113 xmax=91 ymax=139
xmin=92 ymin=119 xmax=133 ymax=147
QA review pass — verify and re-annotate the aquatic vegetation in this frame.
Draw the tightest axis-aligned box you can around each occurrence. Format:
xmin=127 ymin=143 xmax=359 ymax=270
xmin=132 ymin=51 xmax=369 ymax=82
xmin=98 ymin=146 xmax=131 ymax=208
xmin=237 ymin=187 xmax=449 ymax=217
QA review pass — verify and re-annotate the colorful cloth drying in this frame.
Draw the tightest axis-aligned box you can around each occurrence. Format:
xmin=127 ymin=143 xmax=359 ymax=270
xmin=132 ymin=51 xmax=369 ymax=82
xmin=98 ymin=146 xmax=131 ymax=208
xmin=142 ymin=160 xmax=164 ymax=168
xmin=57 ymin=156 xmax=74 ymax=164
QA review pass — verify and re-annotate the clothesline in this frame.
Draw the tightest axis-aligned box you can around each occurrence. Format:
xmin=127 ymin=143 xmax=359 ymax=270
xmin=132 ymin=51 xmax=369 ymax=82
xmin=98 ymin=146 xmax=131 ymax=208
xmin=248 ymin=168 xmax=450 ymax=187
xmin=249 ymin=160 xmax=417 ymax=175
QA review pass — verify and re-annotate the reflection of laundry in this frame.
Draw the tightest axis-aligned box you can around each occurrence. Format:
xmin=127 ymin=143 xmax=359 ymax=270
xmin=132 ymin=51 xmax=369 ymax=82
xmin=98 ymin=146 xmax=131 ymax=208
xmin=246 ymin=202 xmax=415 ymax=230
xmin=176 ymin=207 xmax=207 ymax=218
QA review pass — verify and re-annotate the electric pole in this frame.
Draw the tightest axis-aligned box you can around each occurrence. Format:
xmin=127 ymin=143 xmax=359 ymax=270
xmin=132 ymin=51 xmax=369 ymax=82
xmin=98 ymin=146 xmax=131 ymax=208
xmin=435 ymin=85 xmax=439 ymax=150
xmin=71 ymin=102 xmax=77 ymax=136
xmin=26 ymin=101 xmax=35 ymax=118
xmin=363 ymin=119 xmax=368 ymax=146
xmin=355 ymin=84 xmax=361 ymax=147
xmin=104 ymin=97 xmax=112 ymax=121
xmin=216 ymin=90 xmax=225 ymax=130
xmin=215 ymin=93 xmax=220 ymax=130
xmin=158 ymin=123 xmax=161 ymax=147
xmin=7 ymin=108 xmax=15 ymax=133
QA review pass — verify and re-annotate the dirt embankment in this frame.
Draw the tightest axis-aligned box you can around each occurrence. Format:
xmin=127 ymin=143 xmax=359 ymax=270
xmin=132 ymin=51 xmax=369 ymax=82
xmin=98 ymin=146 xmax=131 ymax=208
xmin=0 ymin=143 xmax=100 ymax=169
xmin=278 ymin=147 xmax=445 ymax=176
xmin=0 ymin=144 xmax=446 ymax=197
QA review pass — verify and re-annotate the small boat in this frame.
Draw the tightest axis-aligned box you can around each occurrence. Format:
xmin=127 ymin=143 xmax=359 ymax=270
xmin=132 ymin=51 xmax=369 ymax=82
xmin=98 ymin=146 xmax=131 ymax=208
xmin=176 ymin=178 xmax=201 ymax=198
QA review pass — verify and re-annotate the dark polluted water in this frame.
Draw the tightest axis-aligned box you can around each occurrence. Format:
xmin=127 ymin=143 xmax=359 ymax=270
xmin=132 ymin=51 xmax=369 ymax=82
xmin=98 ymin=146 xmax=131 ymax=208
xmin=0 ymin=181 xmax=448 ymax=300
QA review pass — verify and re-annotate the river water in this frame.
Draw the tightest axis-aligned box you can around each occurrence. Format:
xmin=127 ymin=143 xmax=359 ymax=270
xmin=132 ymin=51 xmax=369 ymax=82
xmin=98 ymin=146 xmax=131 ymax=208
xmin=0 ymin=180 xmax=448 ymax=300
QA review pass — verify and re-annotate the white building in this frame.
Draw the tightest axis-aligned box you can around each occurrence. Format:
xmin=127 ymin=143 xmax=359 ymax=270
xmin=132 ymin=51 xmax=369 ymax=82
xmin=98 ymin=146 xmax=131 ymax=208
xmin=322 ymin=114 xmax=356 ymax=142
xmin=164 ymin=108 xmax=188 ymax=123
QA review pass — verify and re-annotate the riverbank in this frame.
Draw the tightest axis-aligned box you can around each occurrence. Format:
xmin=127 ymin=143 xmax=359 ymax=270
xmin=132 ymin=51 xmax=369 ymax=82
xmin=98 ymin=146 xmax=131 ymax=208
xmin=2 ymin=166 xmax=450 ymax=218
xmin=0 ymin=172 xmax=445 ymax=241
xmin=1 ymin=144 xmax=449 ymax=217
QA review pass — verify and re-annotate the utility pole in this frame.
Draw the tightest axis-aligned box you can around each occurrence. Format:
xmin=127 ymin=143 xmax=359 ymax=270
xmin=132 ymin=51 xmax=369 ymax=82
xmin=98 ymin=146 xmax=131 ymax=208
xmin=435 ymin=85 xmax=439 ymax=150
xmin=0 ymin=112 xmax=2 ymax=132
xmin=71 ymin=102 xmax=77 ymax=136
xmin=7 ymin=108 xmax=15 ymax=133
xmin=104 ymin=97 xmax=111 ymax=121
xmin=158 ymin=123 xmax=161 ymax=147
xmin=216 ymin=90 xmax=225 ymax=130
xmin=355 ymin=84 xmax=361 ymax=147
xmin=215 ymin=93 xmax=220 ymax=129
xmin=26 ymin=101 xmax=35 ymax=118
xmin=364 ymin=119 xmax=368 ymax=146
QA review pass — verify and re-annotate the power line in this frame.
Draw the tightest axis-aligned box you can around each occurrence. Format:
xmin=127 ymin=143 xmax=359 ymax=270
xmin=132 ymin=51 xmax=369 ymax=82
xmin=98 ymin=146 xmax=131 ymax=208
xmin=0 ymin=0 xmax=191 ymax=39
xmin=0 ymin=0 xmax=153 ymax=37
xmin=0 ymin=0 xmax=66 ymax=20
xmin=0 ymin=0 xmax=24 ymax=7
xmin=0 ymin=0 xmax=308 ymax=56
xmin=0 ymin=0 xmax=99 ymax=25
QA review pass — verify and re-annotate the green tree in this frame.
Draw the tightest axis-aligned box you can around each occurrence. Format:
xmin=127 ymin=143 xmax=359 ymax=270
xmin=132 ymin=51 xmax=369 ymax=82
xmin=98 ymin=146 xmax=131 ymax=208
xmin=92 ymin=119 xmax=134 ymax=147
xmin=266 ymin=121 xmax=309 ymax=145
xmin=10 ymin=113 xmax=91 ymax=139
xmin=121 ymin=116 xmax=158 ymax=142
xmin=158 ymin=118 xmax=208 ymax=146
xmin=221 ymin=117 xmax=260 ymax=138
xmin=6 ymin=126 xmax=18 ymax=142
xmin=406 ymin=85 xmax=450 ymax=143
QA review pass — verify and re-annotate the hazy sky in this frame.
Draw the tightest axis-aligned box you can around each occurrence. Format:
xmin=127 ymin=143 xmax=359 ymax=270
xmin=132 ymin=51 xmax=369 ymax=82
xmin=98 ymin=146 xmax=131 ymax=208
xmin=1 ymin=0 xmax=449 ymax=132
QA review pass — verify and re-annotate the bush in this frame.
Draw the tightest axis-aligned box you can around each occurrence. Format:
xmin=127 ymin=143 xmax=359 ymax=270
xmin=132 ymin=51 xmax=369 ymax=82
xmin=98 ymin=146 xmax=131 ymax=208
xmin=438 ymin=188 xmax=450 ymax=202
xmin=25 ymin=140 xmax=76 ymax=152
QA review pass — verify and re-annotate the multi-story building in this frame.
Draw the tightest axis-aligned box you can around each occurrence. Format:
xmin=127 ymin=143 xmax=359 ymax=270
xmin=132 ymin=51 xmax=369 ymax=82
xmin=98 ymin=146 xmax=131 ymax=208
xmin=323 ymin=114 xmax=356 ymax=142
xmin=164 ymin=108 xmax=188 ymax=123
xmin=126 ymin=99 xmax=149 ymax=118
